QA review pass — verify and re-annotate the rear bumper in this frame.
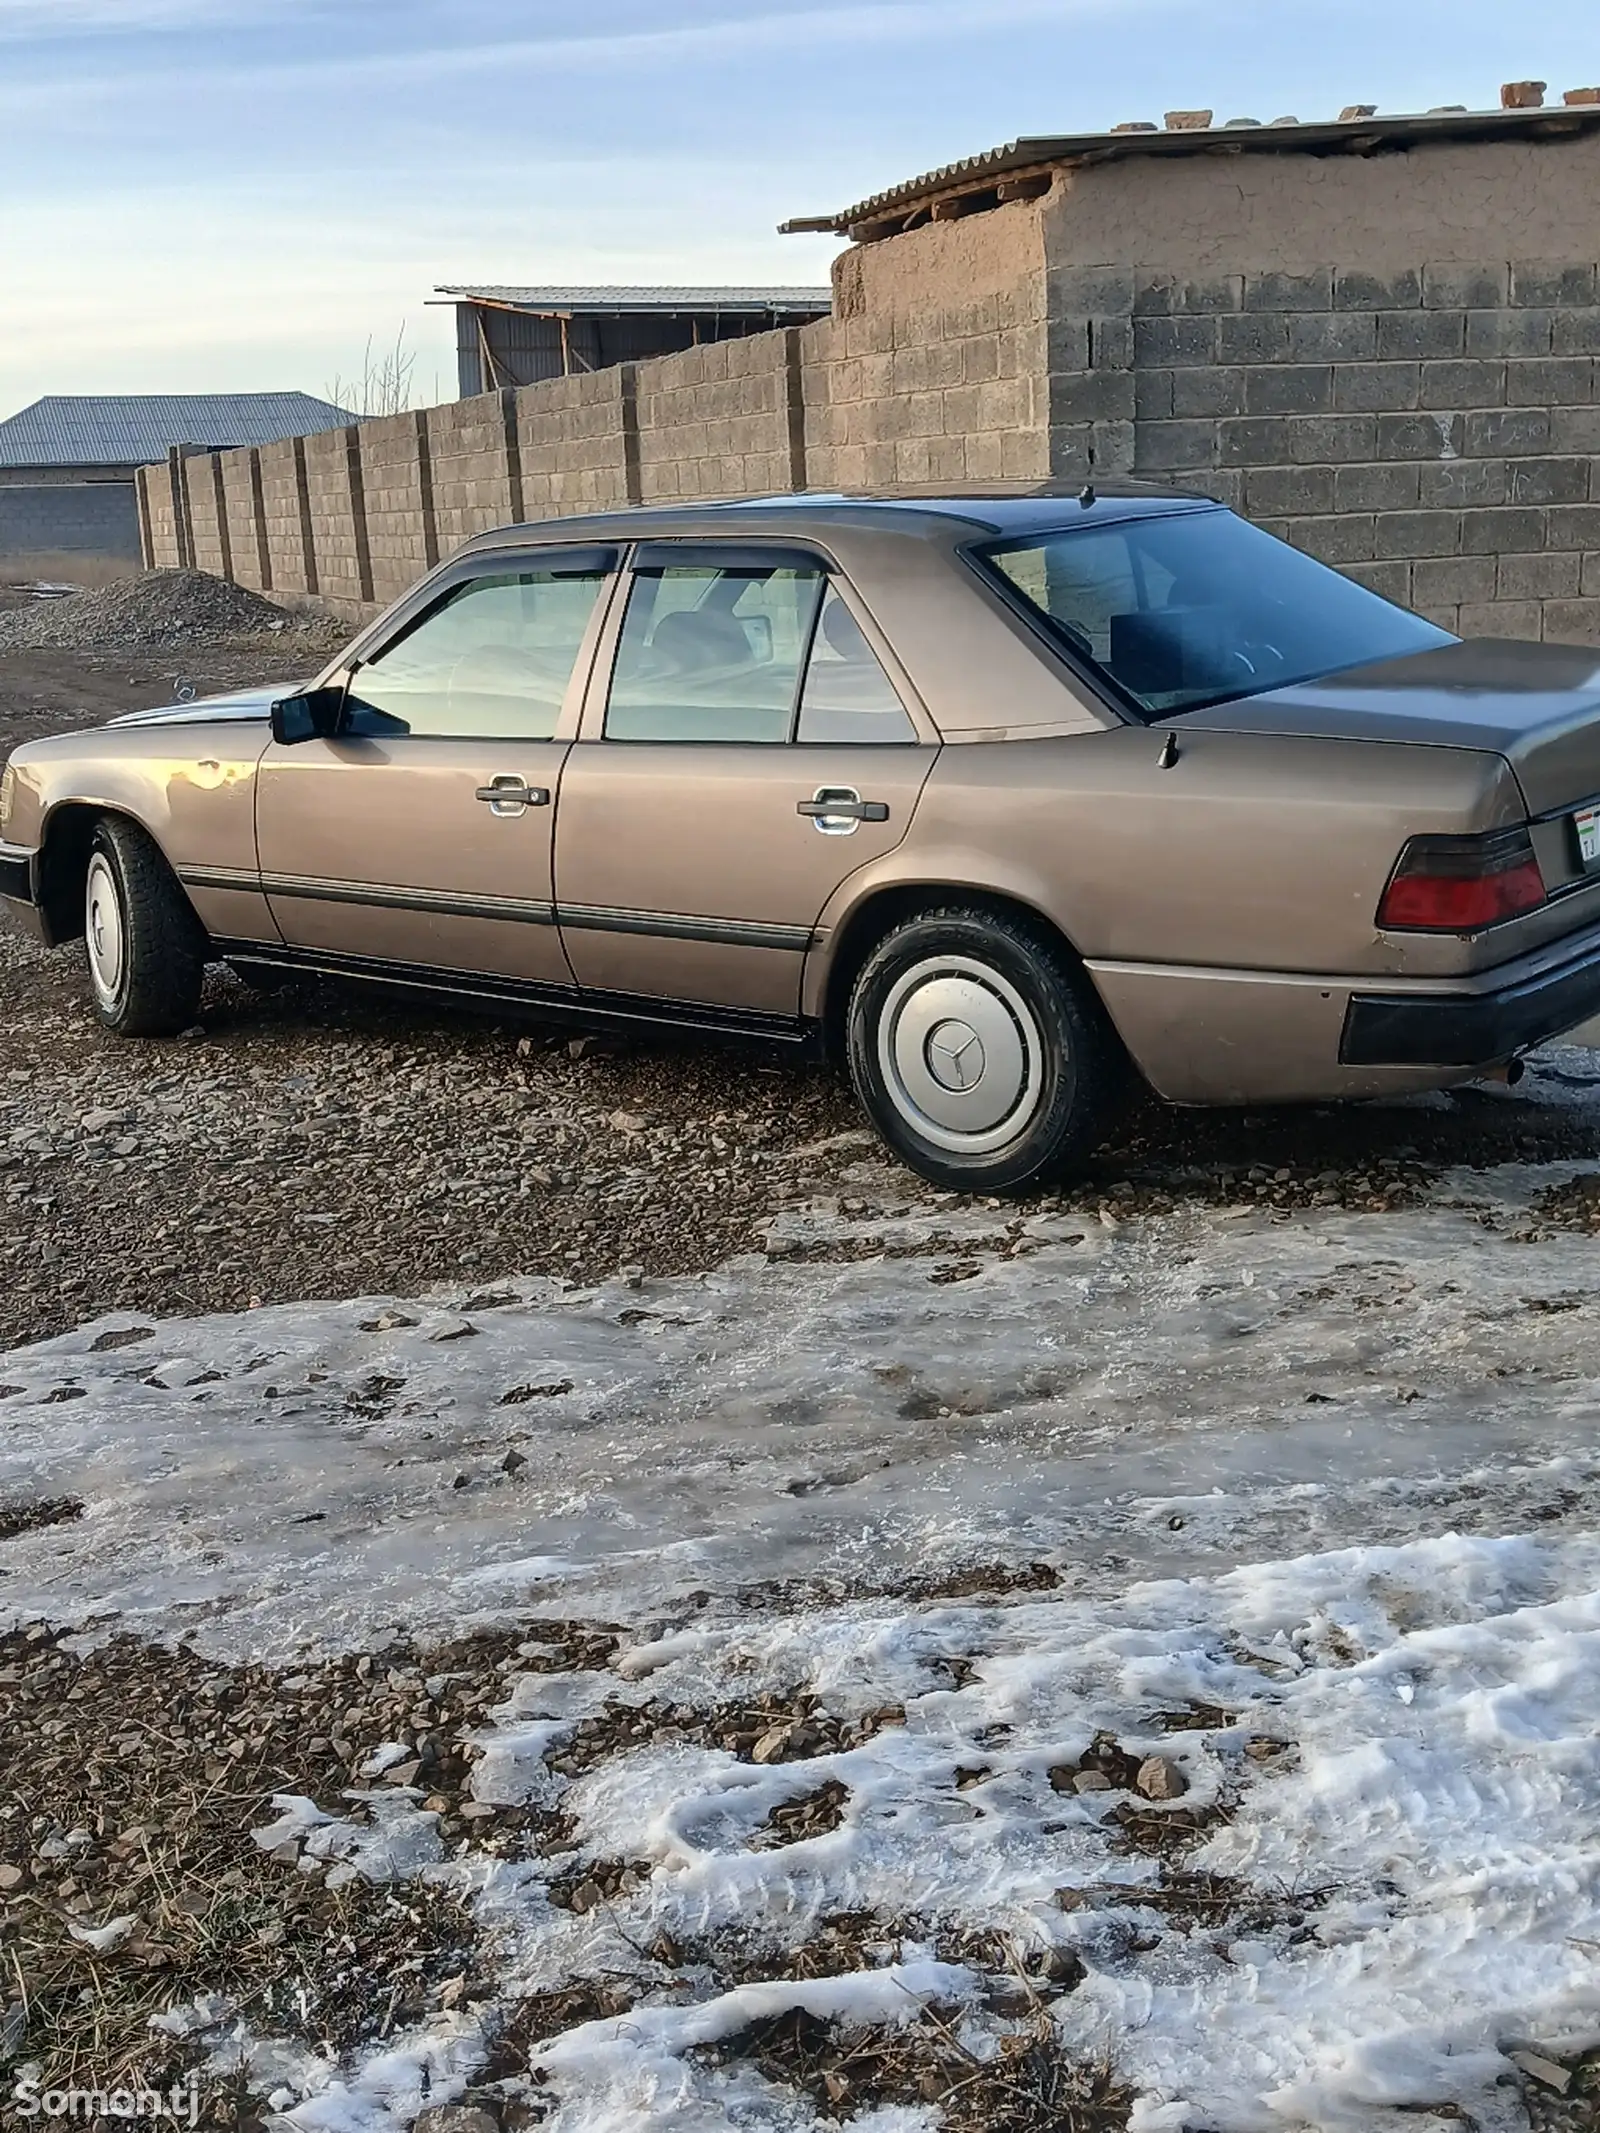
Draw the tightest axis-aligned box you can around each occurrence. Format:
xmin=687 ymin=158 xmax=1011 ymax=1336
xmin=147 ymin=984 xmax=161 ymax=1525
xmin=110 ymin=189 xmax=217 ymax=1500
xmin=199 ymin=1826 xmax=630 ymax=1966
xmin=1342 ymin=934 xmax=1600 ymax=1067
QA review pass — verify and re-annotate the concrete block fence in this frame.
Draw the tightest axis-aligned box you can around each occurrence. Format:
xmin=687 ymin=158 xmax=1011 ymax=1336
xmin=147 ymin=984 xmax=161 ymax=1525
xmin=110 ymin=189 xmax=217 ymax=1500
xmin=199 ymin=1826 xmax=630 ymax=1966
xmin=1051 ymin=258 xmax=1600 ymax=642
xmin=141 ymin=265 xmax=1600 ymax=644
xmin=137 ymin=307 xmax=1053 ymax=621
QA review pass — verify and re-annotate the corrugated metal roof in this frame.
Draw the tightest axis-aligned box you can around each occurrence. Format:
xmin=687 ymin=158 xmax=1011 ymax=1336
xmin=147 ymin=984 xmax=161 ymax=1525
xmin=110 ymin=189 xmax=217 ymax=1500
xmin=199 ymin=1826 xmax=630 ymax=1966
xmin=436 ymin=285 xmax=832 ymax=315
xmin=781 ymin=101 xmax=1600 ymax=235
xmin=0 ymin=393 xmax=358 ymax=470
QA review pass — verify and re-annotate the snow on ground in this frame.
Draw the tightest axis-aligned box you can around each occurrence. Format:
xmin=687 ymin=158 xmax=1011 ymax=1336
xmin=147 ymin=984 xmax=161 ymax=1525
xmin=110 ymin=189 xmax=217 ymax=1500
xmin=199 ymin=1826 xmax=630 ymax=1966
xmin=8 ymin=1119 xmax=1600 ymax=2130
xmin=4 ymin=1165 xmax=1600 ymax=1653
xmin=519 ymin=1531 xmax=1600 ymax=2133
xmin=203 ymin=1520 xmax=1600 ymax=2133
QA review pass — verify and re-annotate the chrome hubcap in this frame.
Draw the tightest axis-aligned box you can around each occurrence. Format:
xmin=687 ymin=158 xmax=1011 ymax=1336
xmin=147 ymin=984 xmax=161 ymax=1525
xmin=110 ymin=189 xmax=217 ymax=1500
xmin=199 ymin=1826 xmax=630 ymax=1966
xmin=878 ymin=955 xmax=1045 ymax=1154
xmin=85 ymin=854 xmax=125 ymax=1007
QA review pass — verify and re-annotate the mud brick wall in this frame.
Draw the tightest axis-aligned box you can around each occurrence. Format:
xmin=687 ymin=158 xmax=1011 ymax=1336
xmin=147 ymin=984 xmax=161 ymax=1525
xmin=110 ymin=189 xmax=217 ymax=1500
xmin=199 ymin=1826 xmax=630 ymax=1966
xmin=1076 ymin=260 xmax=1600 ymax=643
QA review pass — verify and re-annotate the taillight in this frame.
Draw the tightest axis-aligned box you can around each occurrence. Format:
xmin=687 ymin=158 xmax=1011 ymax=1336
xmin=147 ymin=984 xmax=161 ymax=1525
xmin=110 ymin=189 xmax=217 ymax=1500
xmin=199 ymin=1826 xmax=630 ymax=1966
xmin=1378 ymin=828 xmax=1546 ymax=933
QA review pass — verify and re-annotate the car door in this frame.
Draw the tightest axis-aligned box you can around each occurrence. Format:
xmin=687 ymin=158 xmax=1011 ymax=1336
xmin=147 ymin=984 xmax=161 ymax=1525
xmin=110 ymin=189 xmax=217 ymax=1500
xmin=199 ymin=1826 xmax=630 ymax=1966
xmin=554 ymin=543 xmax=938 ymax=1017
xmin=254 ymin=549 xmax=616 ymax=990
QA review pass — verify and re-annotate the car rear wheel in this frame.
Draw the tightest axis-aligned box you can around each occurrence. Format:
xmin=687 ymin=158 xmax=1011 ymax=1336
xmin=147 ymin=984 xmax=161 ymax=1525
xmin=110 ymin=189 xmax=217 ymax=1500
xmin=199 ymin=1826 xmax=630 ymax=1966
xmin=84 ymin=817 xmax=206 ymax=1036
xmin=846 ymin=905 xmax=1120 ymax=1191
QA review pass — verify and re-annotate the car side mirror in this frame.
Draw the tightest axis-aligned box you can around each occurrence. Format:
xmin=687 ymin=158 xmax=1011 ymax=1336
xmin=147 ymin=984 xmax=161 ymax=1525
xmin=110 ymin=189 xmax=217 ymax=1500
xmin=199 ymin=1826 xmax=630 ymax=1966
xmin=270 ymin=685 xmax=345 ymax=746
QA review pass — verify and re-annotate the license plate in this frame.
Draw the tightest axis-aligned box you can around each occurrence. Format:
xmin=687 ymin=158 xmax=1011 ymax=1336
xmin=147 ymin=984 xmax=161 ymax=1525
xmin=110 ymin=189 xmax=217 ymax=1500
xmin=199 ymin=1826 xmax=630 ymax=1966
xmin=1576 ymin=805 xmax=1600 ymax=868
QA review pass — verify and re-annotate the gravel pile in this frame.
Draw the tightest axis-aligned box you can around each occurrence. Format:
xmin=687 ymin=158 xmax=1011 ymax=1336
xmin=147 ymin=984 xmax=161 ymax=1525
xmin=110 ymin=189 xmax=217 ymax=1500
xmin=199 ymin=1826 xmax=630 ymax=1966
xmin=0 ymin=568 xmax=344 ymax=653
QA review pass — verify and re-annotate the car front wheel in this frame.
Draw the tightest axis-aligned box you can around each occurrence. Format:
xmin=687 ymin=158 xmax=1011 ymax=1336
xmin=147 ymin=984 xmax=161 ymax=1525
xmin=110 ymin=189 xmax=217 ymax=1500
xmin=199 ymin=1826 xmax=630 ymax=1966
xmin=846 ymin=905 xmax=1120 ymax=1191
xmin=84 ymin=817 xmax=207 ymax=1036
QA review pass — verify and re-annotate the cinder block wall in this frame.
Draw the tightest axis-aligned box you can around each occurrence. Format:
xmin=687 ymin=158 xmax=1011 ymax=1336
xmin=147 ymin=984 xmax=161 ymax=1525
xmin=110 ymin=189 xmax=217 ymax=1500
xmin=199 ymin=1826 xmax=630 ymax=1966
xmin=362 ymin=410 xmax=435 ymax=609
xmin=183 ymin=458 xmax=226 ymax=578
xmin=301 ymin=426 xmax=367 ymax=612
xmin=636 ymin=331 xmax=800 ymax=501
xmin=258 ymin=439 xmax=310 ymax=594
xmin=801 ymin=291 xmax=1050 ymax=489
xmin=426 ymin=394 xmax=519 ymax=552
xmin=136 ymin=190 xmax=1600 ymax=648
xmin=4 ymin=480 xmax=142 ymax=562
xmin=219 ymin=449 xmax=265 ymax=592
xmin=1057 ymin=260 xmax=1600 ymax=642
xmin=518 ymin=367 xmax=637 ymax=516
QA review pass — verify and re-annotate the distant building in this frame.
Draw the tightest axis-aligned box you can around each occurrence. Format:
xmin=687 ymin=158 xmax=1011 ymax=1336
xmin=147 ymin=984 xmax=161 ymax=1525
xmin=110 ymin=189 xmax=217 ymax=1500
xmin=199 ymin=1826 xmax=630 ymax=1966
xmin=0 ymin=392 xmax=355 ymax=565
xmin=436 ymin=286 xmax=833 ymax=398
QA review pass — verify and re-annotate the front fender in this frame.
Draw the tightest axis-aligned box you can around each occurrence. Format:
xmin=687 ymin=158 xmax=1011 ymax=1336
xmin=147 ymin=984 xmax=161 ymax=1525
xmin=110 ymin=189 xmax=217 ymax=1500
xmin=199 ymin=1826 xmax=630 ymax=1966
xmin=11 ymin=723 xmax=273 ymax=947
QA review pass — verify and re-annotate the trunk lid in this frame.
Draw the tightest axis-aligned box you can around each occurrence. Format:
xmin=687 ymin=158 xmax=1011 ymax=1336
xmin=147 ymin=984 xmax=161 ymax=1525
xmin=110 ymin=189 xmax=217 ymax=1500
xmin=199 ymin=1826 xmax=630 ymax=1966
xmin=1183 ymin=639 xmax=1600 ymax=816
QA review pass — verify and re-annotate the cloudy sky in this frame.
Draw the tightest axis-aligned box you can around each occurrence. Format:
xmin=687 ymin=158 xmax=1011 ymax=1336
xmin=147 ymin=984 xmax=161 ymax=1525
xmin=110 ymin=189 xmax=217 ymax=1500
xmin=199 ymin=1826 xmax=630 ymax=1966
xmin=1 ymin=0 xmax=1595 ymax=416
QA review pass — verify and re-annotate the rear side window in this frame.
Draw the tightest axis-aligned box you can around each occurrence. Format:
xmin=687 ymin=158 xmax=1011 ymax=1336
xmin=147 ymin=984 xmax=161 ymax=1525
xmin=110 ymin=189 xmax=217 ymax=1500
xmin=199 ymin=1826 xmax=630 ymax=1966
xmin=605 ymin=561 xmax=824 ymax=743
xmin=604 ymin=563 xmax=919 ymax=746
xmin=346 ymin=566 xmax=607 ymax=740
xmin=978 ymin=509 xmax=1454 ymax=718
xmin=796 ymin=588 xmax=917 ymax=745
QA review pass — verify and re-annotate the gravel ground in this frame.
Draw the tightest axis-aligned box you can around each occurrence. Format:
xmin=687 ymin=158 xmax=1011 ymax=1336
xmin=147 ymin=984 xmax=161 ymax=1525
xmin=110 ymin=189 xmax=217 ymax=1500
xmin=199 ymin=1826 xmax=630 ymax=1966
xmin=6 ymin=574 xmax=1600 ymax=1354
xmin=5 ymin=916 xmax=1600 ymax=1352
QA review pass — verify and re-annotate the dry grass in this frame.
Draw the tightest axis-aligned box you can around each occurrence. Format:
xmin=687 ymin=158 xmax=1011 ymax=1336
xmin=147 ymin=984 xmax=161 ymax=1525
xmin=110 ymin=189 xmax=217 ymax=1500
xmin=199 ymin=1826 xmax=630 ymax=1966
xmin=0 ymin=1622 xmax=616 ymax=2102
xmin=749 ymin=1779 xmax=851 ymax=1850
xmin=0 ymin=1496 xmax=82 ymax=1542
xmin=700 ymin=2004 xmax=1131 ymax=2130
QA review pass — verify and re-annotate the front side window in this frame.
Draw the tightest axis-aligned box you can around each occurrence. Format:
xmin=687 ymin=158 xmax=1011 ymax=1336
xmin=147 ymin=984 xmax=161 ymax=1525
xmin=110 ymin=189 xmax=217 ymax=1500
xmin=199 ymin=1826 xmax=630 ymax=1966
xmin=346 ymin=566 xmax=608 ymax=740
xmin=605 ymin=560 xmax=825 ymax=743
xmin=978 ymin=508 xmax=1455 ymax=719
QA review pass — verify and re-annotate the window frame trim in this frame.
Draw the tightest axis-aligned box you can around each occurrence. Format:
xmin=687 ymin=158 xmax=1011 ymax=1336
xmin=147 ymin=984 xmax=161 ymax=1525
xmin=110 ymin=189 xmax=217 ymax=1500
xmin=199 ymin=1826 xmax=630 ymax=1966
xmin=584 ymin=538 xmax=928 ymax=750
xmin=330 ymin=545 xmax=624 ymax=748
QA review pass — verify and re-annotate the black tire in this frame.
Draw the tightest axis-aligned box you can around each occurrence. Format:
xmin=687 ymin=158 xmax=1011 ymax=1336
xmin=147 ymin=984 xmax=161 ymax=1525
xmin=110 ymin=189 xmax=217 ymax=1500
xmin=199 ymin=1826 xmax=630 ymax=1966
xmin=83 ymin=817 xmax=207 ymax=1037
xmin=846 ymin=904 xmax=1121 ymax=1191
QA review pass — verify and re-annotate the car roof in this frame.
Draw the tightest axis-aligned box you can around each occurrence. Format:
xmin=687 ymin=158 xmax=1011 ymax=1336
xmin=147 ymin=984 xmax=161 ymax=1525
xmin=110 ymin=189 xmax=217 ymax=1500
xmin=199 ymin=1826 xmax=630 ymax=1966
xmin=459 ymin=482 xmax=1221 ymax=555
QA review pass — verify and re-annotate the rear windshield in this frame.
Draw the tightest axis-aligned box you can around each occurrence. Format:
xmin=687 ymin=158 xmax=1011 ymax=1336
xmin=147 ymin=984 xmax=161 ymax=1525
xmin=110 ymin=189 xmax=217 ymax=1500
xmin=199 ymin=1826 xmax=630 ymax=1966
xmin=976 ymin=508 xmax=1454 ymax=719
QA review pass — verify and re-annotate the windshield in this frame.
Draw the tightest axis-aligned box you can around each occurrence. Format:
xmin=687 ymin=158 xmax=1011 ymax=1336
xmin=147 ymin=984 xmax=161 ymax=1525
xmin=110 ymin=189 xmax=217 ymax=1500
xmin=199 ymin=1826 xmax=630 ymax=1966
xmin=976 ymin=508 xmax=1455 ymax=718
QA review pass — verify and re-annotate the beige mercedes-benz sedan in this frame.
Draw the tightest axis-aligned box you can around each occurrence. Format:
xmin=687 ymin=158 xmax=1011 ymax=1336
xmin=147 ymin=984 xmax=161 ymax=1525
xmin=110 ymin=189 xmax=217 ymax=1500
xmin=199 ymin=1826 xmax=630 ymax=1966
xmin=5 ymin=486 xmax=1600 ymax=1189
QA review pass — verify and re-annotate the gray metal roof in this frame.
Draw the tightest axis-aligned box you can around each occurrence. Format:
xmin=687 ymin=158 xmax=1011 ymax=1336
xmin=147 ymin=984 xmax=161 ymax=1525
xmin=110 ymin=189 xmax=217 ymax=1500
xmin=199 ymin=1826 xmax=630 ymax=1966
xmin=782 ymin=100 xmax=1600 ymax=236
xmin=0 ymin=393 xmax=358 ymax=470
xmin=435 ymin=285 xmax=832 ymax=316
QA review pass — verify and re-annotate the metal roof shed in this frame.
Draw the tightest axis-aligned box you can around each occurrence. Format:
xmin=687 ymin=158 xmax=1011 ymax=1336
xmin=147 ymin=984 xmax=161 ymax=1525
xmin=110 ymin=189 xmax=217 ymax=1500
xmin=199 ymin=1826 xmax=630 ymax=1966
xmin=433 ymin=286 xmax=833 ymax=397
xmin=0 ymin=392 xmax=356 ymax=565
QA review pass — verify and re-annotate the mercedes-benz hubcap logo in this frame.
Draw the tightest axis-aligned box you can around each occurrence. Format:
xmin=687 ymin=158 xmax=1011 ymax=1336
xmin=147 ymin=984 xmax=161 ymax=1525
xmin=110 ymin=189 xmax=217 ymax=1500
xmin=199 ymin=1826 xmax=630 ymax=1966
xmin=926 ymin=1018 xmax=986 ymax=1093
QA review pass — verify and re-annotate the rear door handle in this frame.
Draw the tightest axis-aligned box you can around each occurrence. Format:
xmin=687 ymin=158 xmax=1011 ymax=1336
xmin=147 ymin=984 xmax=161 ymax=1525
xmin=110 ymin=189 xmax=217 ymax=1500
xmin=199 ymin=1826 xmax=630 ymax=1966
xmin=798 ymin=786 xmax=889 ymax=835
xmin=476 ymin=777 xmax=549 ymax=817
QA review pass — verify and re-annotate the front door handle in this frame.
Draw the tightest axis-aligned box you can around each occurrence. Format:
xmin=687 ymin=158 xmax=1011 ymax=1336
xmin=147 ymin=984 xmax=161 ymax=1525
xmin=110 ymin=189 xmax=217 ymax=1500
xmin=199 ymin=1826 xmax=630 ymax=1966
xmin=475 ymin=777 xmax=550 ymax=817
xmin=798 ymin=786 xmax=890 ymax=835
